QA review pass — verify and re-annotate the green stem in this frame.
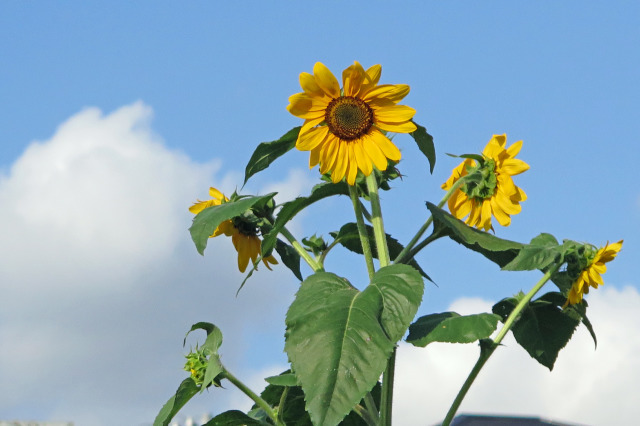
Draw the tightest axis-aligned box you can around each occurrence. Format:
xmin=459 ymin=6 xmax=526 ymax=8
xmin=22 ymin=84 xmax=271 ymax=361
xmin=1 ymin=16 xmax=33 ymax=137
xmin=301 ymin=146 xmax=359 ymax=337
xmin=222 ymin=368 xmax=284 ymax=426
xmin=364 ymin=174 xmax=394 ymax=425
xmin=442 ymin=262 xmax=563 ymax=426
xmin=394 ymin=177 xmax=466 ymax=264
xmin=364 ymin=391 xmax=380 ymax=424
xmin=353 ymin=404 xmax=379 ymax=426
xmin=279 ymin=226 xmax=323 ymax=272
xmin=349 ymin=184 xmax=376 ymax=279
xmin=277 ymin=386 xmax=289 ymax=425
xmin=365 ymin=174 xmax=390 ymax=267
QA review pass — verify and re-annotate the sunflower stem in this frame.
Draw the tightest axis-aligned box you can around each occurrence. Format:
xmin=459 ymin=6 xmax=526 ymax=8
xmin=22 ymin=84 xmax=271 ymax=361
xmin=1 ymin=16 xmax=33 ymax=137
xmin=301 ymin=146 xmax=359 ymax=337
xmin=222 ymin=368 xmax=284 ymax=426
xmin=365 ymin=173 xmax=390 ymax=267
xmin=442 ymin=261 xmax=563 ymax=426
xmin=279 ymin=226 xmax=323 ymax=272
xmin=349 ymin=184 xmax=376 ymax=279
xmin=394 ymin=177 xmax=466 ymax=264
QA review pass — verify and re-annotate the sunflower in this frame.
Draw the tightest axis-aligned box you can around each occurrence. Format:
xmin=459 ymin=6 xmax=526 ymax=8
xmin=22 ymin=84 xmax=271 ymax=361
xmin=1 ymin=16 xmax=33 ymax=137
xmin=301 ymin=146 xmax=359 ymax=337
xmin=565 ymin=240 xmax=623 ymax=306
xmin=287 ymin=61 xmax=417 ymax=185
xmin=442 ymin=134 xmax=529 ymax=231
xmin=189 ymin=187 xmax=278 ymax=273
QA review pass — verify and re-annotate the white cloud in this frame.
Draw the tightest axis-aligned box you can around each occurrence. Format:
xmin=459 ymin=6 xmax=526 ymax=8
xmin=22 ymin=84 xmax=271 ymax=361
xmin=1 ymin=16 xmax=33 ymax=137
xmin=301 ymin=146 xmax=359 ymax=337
xmin=394 ymin=286 xmax=640 ymax=426
xmin=0 ymin=103 xmax=305 ymax=425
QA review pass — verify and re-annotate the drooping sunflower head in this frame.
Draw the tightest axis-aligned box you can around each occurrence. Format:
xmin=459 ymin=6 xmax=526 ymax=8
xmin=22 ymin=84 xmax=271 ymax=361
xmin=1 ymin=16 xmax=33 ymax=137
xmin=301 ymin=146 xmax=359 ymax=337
xmin=443 ymin=134 xmax=529 ymax=231
xmin=565 ymin=240 xmax=623 ymax=306
xmin=287 ymin=61 xmax=417 ymax=185
xmin=189 ymin=187 xmax=278 ymax=273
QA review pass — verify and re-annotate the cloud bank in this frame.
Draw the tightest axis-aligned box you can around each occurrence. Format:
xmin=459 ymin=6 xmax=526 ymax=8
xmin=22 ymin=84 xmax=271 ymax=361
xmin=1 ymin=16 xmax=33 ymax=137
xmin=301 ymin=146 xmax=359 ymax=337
xmin=0 ymin=102 xmax=312 ymax=425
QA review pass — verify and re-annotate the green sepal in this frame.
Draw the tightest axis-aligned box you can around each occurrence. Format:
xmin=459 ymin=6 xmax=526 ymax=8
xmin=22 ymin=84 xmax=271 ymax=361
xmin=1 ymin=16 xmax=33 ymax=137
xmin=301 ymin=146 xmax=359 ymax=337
xmin=275 ymin=238 xmax=303 ymax=281
xmin=492 ymin=292 xmax=582 ymax=370
xmin=406 ymin=312 xmax=501 ymax=347
xmin=302 ymin=234 xmax=328 ymax=256
xmin=243 ymin=126 xmax=300 ymax=185
xmin=284 ymin=265 xmax=422 ymax=425
xmin=426 ymin=202 xmax=524 ymax=268
xmin=203 ymin=410 xmax=269 ymax=426
xmin=153 ymin=378 xmax=200 ymax=426
xmin=409 ymin=121 xmax=436 ymax=174
xmin=189 ymin=193 xmax=277 ymax=255
xmin=261 ymin=182 xmax=350 ymax=256
xmin=333 ymin=222 xmax=433 ymax=283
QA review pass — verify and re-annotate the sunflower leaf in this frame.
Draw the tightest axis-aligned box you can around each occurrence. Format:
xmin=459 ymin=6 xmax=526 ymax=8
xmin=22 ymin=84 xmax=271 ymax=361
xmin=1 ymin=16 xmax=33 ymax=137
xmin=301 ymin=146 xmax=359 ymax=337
xmin=406 ymin=312 xmax=501 ymax=347
xmin=262 ymin=182 xmax=350 ymax=256
xmin=153 ymin=378 xmax=200 ymax=426
xmin=410 ymin=121 xmax=436 ymax=174
xmin=502 ymin=233 xmax=563 ymax=271
xmin=189 ymin=193 xmax=277 ymax=255
xmin=203 ymin=410 xmax=268 ymax=426
xmin=275 ymin=238 xmax=303 ymax=281
xmin=492 ymin=292 xmax=581 ymax=370
xmin=285 ymin=266 xmax=420 ymax=426
xmin=427 ymin=202 xmax=524 ymax=268
xmin=243 ymin=126 xmax=300 ymax=185
xmin=335 ymin=222 xmax=433 ymax=283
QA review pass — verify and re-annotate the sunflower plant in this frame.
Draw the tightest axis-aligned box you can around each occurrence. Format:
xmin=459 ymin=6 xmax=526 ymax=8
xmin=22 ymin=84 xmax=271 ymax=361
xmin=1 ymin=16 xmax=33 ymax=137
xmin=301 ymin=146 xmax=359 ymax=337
xmin=155 ymin=62 xmax=622 ymax=426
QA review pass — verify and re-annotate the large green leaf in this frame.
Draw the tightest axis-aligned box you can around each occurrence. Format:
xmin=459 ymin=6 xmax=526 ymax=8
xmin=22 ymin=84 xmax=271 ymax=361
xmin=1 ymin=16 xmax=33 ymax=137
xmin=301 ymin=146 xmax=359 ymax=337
xmin=493 ymin=293 xmax=581 ymax=370
xmin=427 ymin=202 xmax=524 ymax=268
xmin=502 ymin=233 xmax=563 ymax=271
xmin=153 ymin=378 xmax=200 ymax=426
xmin=189 ymin=193 xmax=276 ymax=255
xmin=334 ymin=223 xmax=432 ymax=282
xmin=370 ymin=264 xmax=424 ymax=342
xmin=406 ymin=312 xmax=501 ymax=347
xmin=285 ymin=272 xmax=394 ymax=426
xmin=244 ymin=127 xmax=300 ymax=185
xmin=204 ymin=410 xmax=268 ymax=426
xmin=262 ymin=182 xmax=350 ymax=255
xmin=409 ymin=121 xmax=436 ymax=174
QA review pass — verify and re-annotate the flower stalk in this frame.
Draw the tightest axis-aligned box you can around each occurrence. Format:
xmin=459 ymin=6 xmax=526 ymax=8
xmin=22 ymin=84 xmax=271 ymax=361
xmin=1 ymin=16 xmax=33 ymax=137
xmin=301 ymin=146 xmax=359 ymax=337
xmin=442 ymin=261 xmax=563 ymax=426
xmin=222 ymin=368 xmax=284 ymax=426
xmin=350 ymin=184 xmax=376 ymax=279
xmin=279 ymin=226 xmax=323 ymax=272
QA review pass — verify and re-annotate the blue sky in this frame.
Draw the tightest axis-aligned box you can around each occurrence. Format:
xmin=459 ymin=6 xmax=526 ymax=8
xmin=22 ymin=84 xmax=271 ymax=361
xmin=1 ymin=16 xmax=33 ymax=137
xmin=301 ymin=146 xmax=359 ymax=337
xmin=1 ymin=2 xmax=639 ymax=425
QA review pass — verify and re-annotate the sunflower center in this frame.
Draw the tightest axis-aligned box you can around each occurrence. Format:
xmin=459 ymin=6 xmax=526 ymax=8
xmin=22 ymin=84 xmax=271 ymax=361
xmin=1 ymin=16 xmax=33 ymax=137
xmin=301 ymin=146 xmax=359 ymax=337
xmin=325 ymin=96 xmax=374 ymax=141
xmin=232 ymin=217 xmax=258 ymax=236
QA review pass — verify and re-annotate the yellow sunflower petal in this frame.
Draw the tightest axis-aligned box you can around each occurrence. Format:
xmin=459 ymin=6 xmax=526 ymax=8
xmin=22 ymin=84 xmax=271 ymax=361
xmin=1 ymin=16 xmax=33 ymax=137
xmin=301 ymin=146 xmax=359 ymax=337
xmin=490 ymin=197 xmax=512 ymax=227
xmin=353 ymin=140 xmax=373 ymax=177
xmin=362 ymin=134 xmax=388 ymax=170
xmin=300 ymin=72 xmax=326 ymax=99
xmin=346 ymin=144 xmax=359 ymax=185
xmin=331 ymin=141 xmax=349 ymax=183
xmin=309 ymin=146 xmax=321 ymax=168
xmin=376 ymin=121 xmax=417 ymax=134
xmin=300 ymin=116 xmax=326 ymax=136
xmin=364 ymin=84 xmax=411 ymax=105
xmin=374 ymin=105 xmax=417 ymax=123
xmin=297 ymin=125 xmax=329 ymax=151
xmin=319 ymin=135 xmax=340 ymax=174
xmin=501 ymin=158 xmax=530 ymax=176
xmin=189 ymin=199 xmax=216 ymax=214
xmin=287 ymin=93 xmax=328 ymax=119
xmin=370 ymin=130 xmax=401 ymax=162
xmin=313 ymin=62 xmax=340 ymax=98
xmin=342 ymin=61 xmax=365 ymax=97
xmin=506 ymin=139 xmax=523 ymax=157
xmin=480 ymin=201 xmax=493 ymax=231
xmin=360 ymin=64 xmax=382 ymax=95
xmin=208 ymin=187 xmax=225 ymax=201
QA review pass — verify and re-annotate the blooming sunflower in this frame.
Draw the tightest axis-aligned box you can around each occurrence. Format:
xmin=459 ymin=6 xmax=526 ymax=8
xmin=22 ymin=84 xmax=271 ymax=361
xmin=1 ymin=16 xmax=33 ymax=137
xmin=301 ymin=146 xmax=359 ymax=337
xmin=442 ymin=134 xmax=529 ymax=231
xmin=287 ymin=61 xmax=417 ymax=185
xmin=189 ymin=187 xmax=278 ymax=273
xmin=565 ymin=240 xmax=623 ymax=306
